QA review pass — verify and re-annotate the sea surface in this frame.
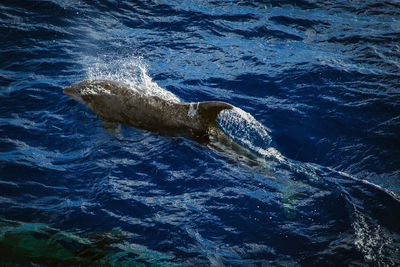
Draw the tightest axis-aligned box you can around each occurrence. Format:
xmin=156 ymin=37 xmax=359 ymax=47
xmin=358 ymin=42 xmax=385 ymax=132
xmin=1 ymin=0 xmax=400 ymax=266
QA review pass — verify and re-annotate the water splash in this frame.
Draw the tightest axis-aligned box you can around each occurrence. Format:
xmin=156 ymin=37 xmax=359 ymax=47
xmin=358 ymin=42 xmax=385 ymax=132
xmin=85 ymin=54 xmax=180 ymax=103
xmin=217 ymin=107 xmax=281 ymax=159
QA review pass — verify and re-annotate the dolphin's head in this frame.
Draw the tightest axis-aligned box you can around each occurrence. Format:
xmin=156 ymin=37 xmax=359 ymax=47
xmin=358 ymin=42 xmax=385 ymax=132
xmin=63 ymin=81 xmax=88 ymax=104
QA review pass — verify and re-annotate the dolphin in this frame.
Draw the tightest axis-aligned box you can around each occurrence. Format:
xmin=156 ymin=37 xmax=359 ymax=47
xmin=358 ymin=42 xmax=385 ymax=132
xmin=63 ymin=80 xmax=234 ymax=143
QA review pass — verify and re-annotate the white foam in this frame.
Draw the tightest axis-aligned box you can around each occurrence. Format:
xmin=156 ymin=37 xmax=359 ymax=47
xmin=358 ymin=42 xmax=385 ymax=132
xmin=85 ymin=54 xmax=180 ymax=103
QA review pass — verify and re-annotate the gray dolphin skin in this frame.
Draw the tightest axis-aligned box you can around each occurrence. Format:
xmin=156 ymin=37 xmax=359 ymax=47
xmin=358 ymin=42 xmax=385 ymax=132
xmin=63 ymin=80 xmax=233 ymax=142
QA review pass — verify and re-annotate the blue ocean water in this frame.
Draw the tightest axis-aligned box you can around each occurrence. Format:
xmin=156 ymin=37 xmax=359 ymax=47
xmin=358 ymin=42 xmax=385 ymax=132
xmin=1 ymin=0 xmax=400 ymax=265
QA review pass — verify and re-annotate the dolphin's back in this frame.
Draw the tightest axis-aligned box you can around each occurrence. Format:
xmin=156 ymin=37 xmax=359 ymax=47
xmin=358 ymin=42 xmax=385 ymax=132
xmin=63 ymin=80 xmax=233 ymax=141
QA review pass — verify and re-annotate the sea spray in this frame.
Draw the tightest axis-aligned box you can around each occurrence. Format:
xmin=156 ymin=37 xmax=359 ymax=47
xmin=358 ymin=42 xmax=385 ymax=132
xmin=217 ymin=107 xmax=285 ymax=161
xmin=86 ymin=54 xmax=180 ymax=103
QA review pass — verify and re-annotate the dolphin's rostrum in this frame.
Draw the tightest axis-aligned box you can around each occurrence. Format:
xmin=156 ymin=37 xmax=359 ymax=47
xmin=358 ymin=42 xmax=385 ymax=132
xmin=63 ymin=80 xmax=233 ymax=142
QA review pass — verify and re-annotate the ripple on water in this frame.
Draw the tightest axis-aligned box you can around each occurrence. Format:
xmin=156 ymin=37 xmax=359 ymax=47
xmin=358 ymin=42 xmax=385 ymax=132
xmin=1 ymin=0 xmax=400 ymax=265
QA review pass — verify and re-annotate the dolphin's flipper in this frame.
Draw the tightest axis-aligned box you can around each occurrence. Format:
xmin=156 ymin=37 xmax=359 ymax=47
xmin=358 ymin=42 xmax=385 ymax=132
xmin=196 ymin=101 xmax=234 ymax=122
xmin=100 ymin=118 xmax=120 ymax=135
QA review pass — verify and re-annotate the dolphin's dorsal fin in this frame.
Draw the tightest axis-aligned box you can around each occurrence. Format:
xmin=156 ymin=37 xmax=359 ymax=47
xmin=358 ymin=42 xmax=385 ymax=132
xmin=196 ymin=101 xmax=234 ymax=122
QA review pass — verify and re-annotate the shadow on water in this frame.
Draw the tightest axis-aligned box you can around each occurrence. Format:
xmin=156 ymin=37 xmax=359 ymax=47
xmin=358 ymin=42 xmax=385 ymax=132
xmin=0 ymin=217 xmax=177 ymax=266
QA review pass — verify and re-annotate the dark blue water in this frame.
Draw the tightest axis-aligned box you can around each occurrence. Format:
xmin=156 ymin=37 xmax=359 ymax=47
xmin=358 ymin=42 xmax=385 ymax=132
xmin=1 ymin=0 xmax=400 ymax=265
